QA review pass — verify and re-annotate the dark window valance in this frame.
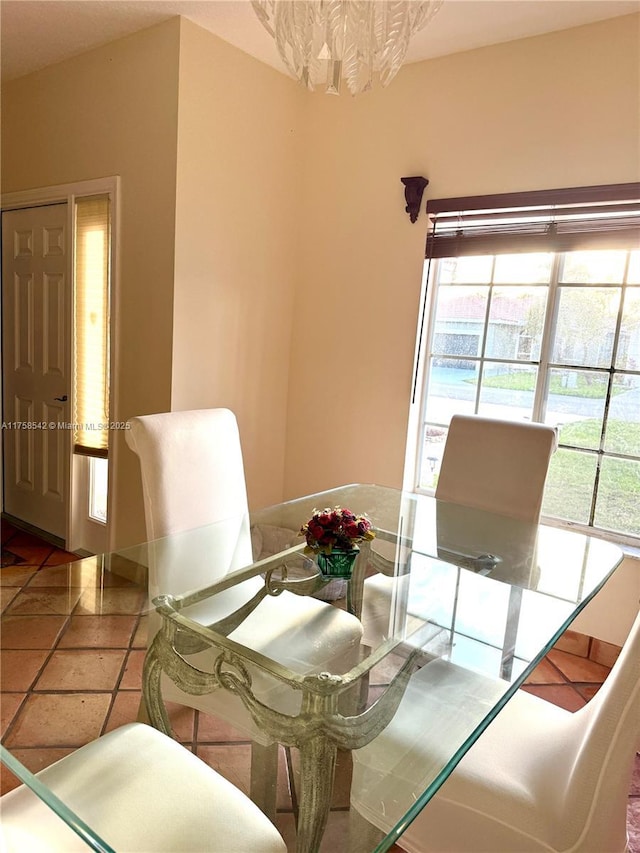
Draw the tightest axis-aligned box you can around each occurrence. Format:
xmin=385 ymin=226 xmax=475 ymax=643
xmin=425 ymin=183 xmax=640 ymax=258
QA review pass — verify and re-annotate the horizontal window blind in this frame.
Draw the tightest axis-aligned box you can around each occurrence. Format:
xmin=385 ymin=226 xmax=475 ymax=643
xmin=74 ymin=195 xmax=110 ymax=458
xmin=426 ymin=183 xmax=640 ymax=258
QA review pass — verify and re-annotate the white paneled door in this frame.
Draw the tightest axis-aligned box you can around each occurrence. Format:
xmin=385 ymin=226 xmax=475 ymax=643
xmin=2 ymin=204 xmax=70 ymax=539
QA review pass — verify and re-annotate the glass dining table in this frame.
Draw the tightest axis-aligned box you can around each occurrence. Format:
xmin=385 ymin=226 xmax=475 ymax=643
xmin=0 ymin=483 xmax=624 ymax=853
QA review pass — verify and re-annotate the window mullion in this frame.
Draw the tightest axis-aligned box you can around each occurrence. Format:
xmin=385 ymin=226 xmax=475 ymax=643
xmin=473 ymin=257 xmax=496 ymax=414
xmin=532 ymin=254 xmax=562 ymax=422
xmin=587 ymin=255 xmax=631 ymax=526
xmin=414 ymin=259 xmax=441 ymax=492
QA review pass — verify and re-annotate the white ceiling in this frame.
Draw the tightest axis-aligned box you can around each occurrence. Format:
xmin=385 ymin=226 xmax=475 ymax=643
xmin=2 ymin=0 xmax=639 ymax=83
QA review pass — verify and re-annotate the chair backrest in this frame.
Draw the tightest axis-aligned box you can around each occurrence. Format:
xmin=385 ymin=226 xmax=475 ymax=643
xmin=126 ymin=408 xmax=253 ymax=598
xmin=554 ymin=607 xmax=640 ymax=852
xmin=435 ymin=414 xmax=557 ymax=522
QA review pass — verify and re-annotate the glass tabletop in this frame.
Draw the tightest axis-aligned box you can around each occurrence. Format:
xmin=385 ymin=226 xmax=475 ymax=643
xmin=0 ymin=484 xmax=623 ymax=853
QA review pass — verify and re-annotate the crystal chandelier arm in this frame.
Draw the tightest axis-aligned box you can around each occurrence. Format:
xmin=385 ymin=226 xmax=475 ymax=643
xmin=379 ymin=1 xmax=413 ymax=88
xmin=251 ymin=0 xmax=443 ymax=96
xmin=251 ymin=0 xmax=275 ymax=37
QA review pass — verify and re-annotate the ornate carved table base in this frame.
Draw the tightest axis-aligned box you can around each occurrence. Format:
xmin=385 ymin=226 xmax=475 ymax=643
xmin=143 ymin=612 xmax=421 ymax=853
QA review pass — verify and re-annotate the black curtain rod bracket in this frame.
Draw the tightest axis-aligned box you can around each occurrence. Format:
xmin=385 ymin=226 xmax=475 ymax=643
xmin=401 ymin=176 xmax=429 ymax=223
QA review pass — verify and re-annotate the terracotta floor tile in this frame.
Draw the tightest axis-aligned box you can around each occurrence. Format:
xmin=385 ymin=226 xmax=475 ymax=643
xmin=103 ymin=572 xmax=144 ymax=589
xmin=42 ymin=548 xmax=82 ymax=567
xmin=4 ymin=693 xmax=111 ymax=748
xmin=546 ymin=649 xmax=611 ymax=683
xmin=0 ymin=548 xmax=28 ymax=569
xmin=27 ymin=563 xmax=100 ymax=588
xmin=332 ymin=750 xmax=355 ymax=809
xmin=195 ymin=709 xmax=252 ymax=743
xmin=119 ymin=649 xmax=145 ymax=690
xmin=57 ymin=614 xmax=137 ymax=648
xmin=3 ymin=532 xmax=53 ymax=564
xmin=195 ymin=742 xmax=250 ymax=796
xmin=35 ymin=649 xmax=126 ymax=691
xmin=1 ymin=615 xmax=67 ymax=649
xmin=273 ymin=813 xmax=297 ymax=850
xmin=106 ymin=554 xmax=148 ymax=587
xmin=1 ymin=649 xmax=50 ymax=691
xmin=1 ymin=522 xmax=18 ymax=544
xmin=574 ymin=683 xmax=603 ymax=702
xmin=165 ymin=701 xmax=196 ymax=743
xmin=0 ymin=566 xmax=39 ymax=587
xmin=0 ymin=763 xmax=22 ymax=795
xmin=316 ymin=810 xmax=350 ymax=852
xmin=0 ymin=693 xmax=25 ymax=737
xmin=589 ymin=638 xmax=622 ymax=669
xmin=523 ymin=656 xmax=566 ymax=685
xmin=520 ymin=683 xmax=587 ymax=712
xmin=0 ymin=587 xmax=20 ymax=612
xmin=131 ymin=615 xmax=148 ymax=648
xmin=75 ymin=586 xmax=146 ymax=616
xmin=104 ymin=691 xmax=143 ymax=733
xmin=4 ymin=587 xmax=82 ymax=616
xmin=195 ymin=743 xmax=292 ymax=810
xmin=552 ymin=629 xmax=590 ymax=658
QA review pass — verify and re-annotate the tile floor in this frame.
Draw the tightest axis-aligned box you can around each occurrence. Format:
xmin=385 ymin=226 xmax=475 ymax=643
xmin=1 ymin=521 xmax=639 ymax=852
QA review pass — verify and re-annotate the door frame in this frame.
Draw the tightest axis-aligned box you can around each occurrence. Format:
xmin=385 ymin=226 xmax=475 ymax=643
xmin=1 ymin=176 xmax=120 ymax=553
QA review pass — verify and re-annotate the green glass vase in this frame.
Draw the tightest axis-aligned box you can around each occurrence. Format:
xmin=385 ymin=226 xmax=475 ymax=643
xmin=316 ymin=547 xmax=359 ymax=579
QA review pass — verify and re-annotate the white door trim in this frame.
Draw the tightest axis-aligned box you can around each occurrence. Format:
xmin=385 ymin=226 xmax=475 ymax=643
xmin=1 ymin=176 xmax=120 ymax=553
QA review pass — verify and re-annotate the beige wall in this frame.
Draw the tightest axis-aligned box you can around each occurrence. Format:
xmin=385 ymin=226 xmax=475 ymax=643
xmin=285 ymin=13 xmax=640 ymax=499
xmin=1 ymin=19 xmax=181 ymax=547
xmin=2 ymin=10 xmax=639 ymax=598
xmin=171 ymin=19 xmax=305 ymax=509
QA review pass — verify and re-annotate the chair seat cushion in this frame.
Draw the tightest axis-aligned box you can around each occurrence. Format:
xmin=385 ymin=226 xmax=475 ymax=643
xmin=0 ymin=723 xmax=287 ymax=852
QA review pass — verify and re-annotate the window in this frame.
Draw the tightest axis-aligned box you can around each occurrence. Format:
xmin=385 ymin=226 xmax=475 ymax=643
xmin=89 ymin=457 xmax=108 ymax=523
xmin=73 ymin=195 xmax=110 ymax=459
xmin=74 ymin=195 xmax=111 ymax=526
xmin=414 ymin=184 xmax=640 ymax=542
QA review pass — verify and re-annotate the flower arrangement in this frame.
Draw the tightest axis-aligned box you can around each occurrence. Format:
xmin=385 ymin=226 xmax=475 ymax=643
xmin=299 ymin=507 xmax=375 ymax=555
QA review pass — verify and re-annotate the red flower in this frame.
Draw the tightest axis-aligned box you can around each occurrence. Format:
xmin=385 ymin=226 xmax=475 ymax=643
xmin=344 ymin=521 xmax=361 ymax=539
xmin=308 ymin=520 xmax=324 ymax=539
xmin=299 ymin=506 xmax=376 ymax=555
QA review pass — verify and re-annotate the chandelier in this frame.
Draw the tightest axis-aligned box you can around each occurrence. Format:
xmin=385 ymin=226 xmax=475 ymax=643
xmin=251 ymin=0 xmax=443 ymax=96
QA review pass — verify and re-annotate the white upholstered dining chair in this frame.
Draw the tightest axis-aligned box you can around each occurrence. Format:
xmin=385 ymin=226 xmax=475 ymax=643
xmin=0 ymin=723 xmax=286 ymax=852
xmin=434 ymin=414 xmax=558 ymax=521
xmin=350 ymin=607 xmax=640 ymax=852
xmin=125 ymin=408 xmax=363 ymax=816
xmin=360 ymin=414 xmax=558 ymax=647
